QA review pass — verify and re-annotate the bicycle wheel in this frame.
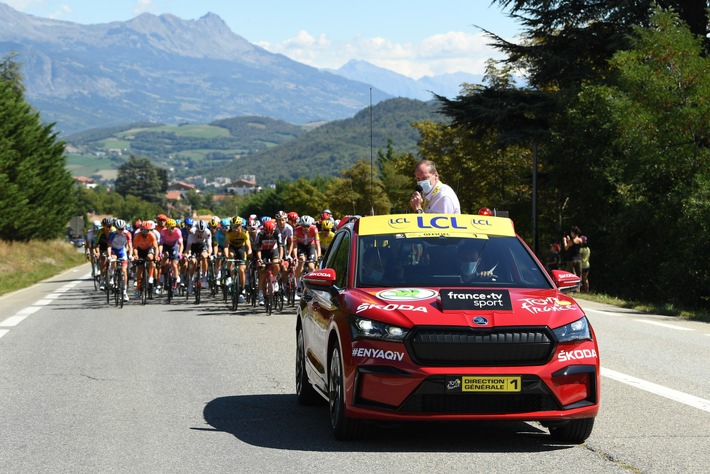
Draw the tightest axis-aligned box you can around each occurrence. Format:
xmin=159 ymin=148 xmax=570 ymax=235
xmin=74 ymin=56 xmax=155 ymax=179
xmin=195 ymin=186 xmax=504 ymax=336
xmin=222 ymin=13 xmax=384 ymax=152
xmin=118 ymin=267 xmax=125 ymax=308
xmin=194 ymin=266 xmax=201 ymax=304
xmin=264 ymin=277 xmax=273 ymax=315
xmin=140 ymin=264 xmax=148 ymax=305
xmin=231 ymin=270 xmax=239 ymax=311
xmin=277 ymin=280 xmax=284 ymax=312
xmin=113 ymin=268 xmax=120 ymax=307
xmin=105 ymin=266 xmax=110 ymax=304
xmin=166 ymin=267 xmax=173 ymax=304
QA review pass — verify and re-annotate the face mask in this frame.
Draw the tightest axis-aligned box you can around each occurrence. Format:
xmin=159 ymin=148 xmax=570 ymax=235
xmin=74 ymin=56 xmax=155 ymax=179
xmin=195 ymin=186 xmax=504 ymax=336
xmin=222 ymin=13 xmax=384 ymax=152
xmin=370 ymin=270 xmax=384 ymax=281
xmin=417 ymin=178 xmax=433 ymax=195
xmin=460 ymin=261 xmax=478 ymax=276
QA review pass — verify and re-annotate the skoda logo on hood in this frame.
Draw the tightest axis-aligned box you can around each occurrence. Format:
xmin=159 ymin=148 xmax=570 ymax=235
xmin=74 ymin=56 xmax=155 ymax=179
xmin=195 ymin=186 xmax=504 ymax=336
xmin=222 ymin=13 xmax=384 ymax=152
xmin=473 ymin=316 xmax=489 ymax=326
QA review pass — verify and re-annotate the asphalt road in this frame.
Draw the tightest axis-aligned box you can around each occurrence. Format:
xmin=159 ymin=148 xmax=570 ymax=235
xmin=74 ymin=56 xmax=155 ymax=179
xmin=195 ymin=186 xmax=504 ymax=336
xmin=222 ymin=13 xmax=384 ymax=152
xmin=0 ymin=263 xmax=708 ymax=473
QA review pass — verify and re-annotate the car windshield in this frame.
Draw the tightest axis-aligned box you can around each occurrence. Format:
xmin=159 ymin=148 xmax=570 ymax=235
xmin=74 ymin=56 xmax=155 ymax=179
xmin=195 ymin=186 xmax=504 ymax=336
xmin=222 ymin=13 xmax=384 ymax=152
xmin=356 ymin=235 xmax=551 ymax=289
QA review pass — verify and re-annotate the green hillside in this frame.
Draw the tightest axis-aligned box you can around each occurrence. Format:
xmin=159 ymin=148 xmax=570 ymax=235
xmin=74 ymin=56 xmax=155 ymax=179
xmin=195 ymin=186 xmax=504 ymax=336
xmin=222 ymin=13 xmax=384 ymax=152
xmin=208 ymin=98 xmax=447 ymax=184
xmin=65 ymin=98 xmax=447 ymax=185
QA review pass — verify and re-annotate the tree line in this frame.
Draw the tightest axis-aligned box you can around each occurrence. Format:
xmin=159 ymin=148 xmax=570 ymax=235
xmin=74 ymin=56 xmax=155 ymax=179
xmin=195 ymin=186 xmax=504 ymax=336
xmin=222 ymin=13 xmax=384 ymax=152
xmin=1 ymin=2 xmax=707 ymax=310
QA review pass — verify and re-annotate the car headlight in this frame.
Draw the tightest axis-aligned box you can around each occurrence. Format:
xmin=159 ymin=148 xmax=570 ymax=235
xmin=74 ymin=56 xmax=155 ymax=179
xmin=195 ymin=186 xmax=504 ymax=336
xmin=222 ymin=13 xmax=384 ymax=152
xmin=553 ymin=316 xmax=592 ymax=342
xmin=351 ymin=316 xmax=409 ymax=342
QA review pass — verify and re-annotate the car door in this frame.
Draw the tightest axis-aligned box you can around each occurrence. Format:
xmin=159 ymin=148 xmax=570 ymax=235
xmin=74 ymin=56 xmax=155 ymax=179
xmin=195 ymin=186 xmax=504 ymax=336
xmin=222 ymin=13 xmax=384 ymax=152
xmin=303 ymin=230 xmax=350 ymax=390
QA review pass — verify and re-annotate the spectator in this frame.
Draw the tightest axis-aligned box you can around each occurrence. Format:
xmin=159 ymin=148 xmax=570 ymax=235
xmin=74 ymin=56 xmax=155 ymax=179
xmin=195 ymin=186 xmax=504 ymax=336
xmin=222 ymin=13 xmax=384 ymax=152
xmin=580 ymin=235 xmax=591 ymax=292
xmin=546 ymin=243 xmax=561 ymax=274
xmin=410 ymin=160 xmax=461 ymax=214
xmin=563 ymin=226 xmax=583 ymax=286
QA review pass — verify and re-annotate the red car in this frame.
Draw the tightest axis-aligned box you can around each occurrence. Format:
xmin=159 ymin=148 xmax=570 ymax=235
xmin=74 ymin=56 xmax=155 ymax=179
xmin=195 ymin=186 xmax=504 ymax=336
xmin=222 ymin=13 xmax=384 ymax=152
xmin=296 ymin=212 xmax=599 ymax=443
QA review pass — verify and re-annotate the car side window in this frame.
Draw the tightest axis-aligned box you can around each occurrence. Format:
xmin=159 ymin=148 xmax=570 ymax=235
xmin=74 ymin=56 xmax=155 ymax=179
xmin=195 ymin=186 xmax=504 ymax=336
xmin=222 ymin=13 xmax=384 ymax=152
xmin=328 ymin=233 xmax=350 ymax=288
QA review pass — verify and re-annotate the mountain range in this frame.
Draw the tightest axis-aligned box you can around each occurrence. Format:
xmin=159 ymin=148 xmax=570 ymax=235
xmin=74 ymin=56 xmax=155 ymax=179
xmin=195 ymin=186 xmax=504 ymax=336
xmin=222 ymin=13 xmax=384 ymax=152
xmin=0 ymin=2 xmax=481 ymax=135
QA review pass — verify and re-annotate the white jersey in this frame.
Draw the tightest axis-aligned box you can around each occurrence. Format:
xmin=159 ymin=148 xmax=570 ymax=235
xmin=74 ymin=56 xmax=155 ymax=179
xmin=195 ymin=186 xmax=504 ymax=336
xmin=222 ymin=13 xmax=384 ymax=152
xmin=424 ymin=182 xmax=461 ymax=214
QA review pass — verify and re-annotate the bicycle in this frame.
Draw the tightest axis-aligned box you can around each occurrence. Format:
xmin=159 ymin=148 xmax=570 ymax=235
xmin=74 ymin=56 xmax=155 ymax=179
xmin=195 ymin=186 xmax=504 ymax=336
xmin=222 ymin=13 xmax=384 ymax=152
xmin=283 ymin=258 xmax=297 ymax=306
xmin=246 ymin=259 xmax=259 ymax=307
xmin=111 ymin=258 xmax=125 ymax=308
xmin=207 ymin=256 xmax=218 ymax=298
xmin=261 ymin=258 xmax=280 ymax=315
xmin=192 ymin=257 xmax=202 ymax=304
xmin=91 ymin=253 xmax=101 ymax=290
xmin=162 ymin=260 xmax=174 ymax=304
xmin=133 ymin=258 xmax=152 ymax=305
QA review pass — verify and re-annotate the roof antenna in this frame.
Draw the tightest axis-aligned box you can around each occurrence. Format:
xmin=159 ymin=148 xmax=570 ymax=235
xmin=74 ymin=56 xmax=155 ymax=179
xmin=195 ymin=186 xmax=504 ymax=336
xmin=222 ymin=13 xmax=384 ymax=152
xmin=369 ymin=87 xmax=375 ymax=216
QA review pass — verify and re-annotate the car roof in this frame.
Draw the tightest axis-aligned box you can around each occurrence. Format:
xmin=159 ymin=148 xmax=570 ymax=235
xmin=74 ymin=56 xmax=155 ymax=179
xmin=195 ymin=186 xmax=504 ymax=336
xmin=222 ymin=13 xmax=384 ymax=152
xmin=354 ymin=213 xmax=516 ymax=238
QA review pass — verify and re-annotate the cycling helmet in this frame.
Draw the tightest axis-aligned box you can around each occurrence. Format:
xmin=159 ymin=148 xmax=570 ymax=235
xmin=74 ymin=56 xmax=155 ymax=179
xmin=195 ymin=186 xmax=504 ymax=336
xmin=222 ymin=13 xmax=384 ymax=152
xmin=249 ymin=214 xmax=257 ymax=220
xmin=287 ymin=211 xmax=299 ymax=222
xmin=114 ymin=219 xmax=126 ymax=230
xmin=232 ymin=216 xmax=243 ymax=227
xmin=260 ymin=216 xmax=271 ymax=225
xmin=134 ymin=219 xmax=142 ymax=229
xmin=275 ymin=210 xmax=287 ymax=220
xmin=220 ymin=217 xmax=231 ymax=228
xmin=300 ymin=215 xmax=315 ymax=227
xmin=248 ymin=219 xmax=260 ymax=230
xmin=210 ymin=216 xmax=221 ymax=227
xmin=93 ymin=220 xmax=101 ymax=229
xmin=157 ymin=214 xmax=168 ymax=221
xmin=141 ymin=221 xmax=155 ymax=230
xmin=101 ymin=217 xmax=113 ymax=227
xmin=263 ymin=220 xmax=276 ymax=233
xmin=185 ymin=217 xmax=195 ymax=227
xmin=320 ymin=219 xmax=334 ymax=231
xmin=165 ymin=218 xmax=177 ymax=228
xmin=194 ymin=220 xmax=207 ymax=232
xmin=176 ymin=219 xmax=184 ymax=228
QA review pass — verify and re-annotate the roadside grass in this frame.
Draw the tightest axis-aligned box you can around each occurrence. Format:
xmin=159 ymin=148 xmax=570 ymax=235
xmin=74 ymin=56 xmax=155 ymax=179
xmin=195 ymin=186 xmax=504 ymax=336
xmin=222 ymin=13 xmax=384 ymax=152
xmin=574 ymin=292 xmax=710 ymax=323
xmin=0 ymin=240 xmax=86 ymax=296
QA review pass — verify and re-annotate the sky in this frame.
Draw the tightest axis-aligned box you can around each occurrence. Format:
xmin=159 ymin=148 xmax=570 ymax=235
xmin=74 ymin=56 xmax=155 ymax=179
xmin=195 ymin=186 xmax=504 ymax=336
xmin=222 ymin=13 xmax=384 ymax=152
xmin=5 ymin=0 xmax=522 ymax=79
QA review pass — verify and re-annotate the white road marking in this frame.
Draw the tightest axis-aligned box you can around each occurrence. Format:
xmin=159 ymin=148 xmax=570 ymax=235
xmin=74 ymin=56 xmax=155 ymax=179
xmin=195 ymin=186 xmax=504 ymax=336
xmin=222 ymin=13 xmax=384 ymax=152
xmin=633 ymin=319 xmax=694 ymax=331
xmin=0 ymin=329 xmax=9 ymax=338
xmin=0 ymin=315 xmax=28 ymax=327
xmin=602 ymin=367 xmax=710 ymax=413
xmin=16 ymin=307 xmax=41 ymax=316
xmin=33 ymin=299 xmax=53 ymax=306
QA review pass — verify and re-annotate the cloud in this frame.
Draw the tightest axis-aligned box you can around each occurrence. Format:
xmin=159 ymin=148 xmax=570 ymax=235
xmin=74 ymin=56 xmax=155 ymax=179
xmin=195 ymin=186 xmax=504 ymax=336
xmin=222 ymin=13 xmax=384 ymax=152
xmin=133 ymin=0 xmax=155 ymax=14
xmin=48 ymin=4 xmax=71 ymax=19
xmin=258 ymin=30 xmax=503 ymax=79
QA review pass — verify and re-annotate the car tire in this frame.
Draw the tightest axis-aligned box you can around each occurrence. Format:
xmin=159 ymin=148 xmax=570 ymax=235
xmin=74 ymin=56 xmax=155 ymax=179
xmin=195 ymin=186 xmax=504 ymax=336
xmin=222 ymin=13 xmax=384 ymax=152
xmin=548 ymin=417 xmax=595 ymax=443
xmin=296 ymin=328 xmax=321 ymax=405
xmin=328 ymin=346 xmax=362 ymax=440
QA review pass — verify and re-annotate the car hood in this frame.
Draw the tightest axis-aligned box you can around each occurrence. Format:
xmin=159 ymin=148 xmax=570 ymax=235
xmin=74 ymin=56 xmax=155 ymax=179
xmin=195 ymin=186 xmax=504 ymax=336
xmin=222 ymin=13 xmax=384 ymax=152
xmin=345 ymin=287 xmax=585 ymax=329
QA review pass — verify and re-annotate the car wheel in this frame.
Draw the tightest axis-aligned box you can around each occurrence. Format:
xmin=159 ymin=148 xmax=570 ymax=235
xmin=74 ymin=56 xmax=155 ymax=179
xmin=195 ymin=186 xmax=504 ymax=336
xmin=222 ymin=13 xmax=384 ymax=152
xmin=548 ymin=417 xmax=595 ymax=443
xmin=328 ymin=346 xmax=362 ymax=440
xmin=296 ymin=328 xmax=321 ymax=405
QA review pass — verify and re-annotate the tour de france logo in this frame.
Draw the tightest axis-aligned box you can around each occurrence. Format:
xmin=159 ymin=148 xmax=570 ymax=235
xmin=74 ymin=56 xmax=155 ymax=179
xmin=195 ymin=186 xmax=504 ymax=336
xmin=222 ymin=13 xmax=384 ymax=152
xmin=376 ymin=288 xmax=438 ymax=301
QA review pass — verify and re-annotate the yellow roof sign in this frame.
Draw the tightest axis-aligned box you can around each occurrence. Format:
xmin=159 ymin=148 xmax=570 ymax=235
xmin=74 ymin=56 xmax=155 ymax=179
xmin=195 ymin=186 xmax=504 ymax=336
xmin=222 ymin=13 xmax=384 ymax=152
xmin=357 ymin=214 xmax=516 ymax=237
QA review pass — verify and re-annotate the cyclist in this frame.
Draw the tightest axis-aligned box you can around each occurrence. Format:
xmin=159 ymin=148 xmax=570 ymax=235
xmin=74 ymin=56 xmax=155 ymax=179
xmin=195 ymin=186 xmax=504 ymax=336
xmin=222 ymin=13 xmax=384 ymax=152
xmin=186 ymin=220 xmax=212 ymax=293
xmin=254 ymin=220 xmax=283 ymax=306
xmin=159 ymin=218 xmax=184 ymax=292
xmin=287 ymin=211 xmax=299 ymax=232
xmin=274 ymin=211 xmax=294 ymax=284
xmin=293 ymin=215 xmax=320 ymax=295
xmin=84 ymin=220 xmax=100 ymax=261
xmin=132 ymin=220 xmax=159 ymax=297
xmin=96 ymin=217 xmax=115 ymax=290
xmin=107 ymin=219 xmax=133 ymax=301
xmin=318 ymin=218 xmax=335 ymax=255
xmin=153 ymin=214 xmax=169 ymax=291
xmin=224 ymin=216 xmax=251 ymax=303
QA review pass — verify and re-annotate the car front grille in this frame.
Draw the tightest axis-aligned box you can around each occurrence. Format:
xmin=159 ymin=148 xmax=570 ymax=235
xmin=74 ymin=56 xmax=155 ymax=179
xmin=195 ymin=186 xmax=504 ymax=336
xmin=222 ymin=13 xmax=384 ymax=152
xmin=406 ymin=327 xmax=554 ymax=366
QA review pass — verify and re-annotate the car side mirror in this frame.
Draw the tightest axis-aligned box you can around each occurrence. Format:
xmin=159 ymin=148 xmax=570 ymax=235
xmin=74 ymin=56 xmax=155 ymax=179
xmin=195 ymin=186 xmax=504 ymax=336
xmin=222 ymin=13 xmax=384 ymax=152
xmin=552 ymin=270 xmax=581 ymax=293
xmin=303 ymin=268 xmax=337 ymax=288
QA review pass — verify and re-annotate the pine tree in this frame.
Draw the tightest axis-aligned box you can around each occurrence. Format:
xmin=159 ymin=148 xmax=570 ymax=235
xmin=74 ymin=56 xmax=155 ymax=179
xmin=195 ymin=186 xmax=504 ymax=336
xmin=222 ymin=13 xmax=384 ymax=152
xmin=0 ymin=54 xmax=75 ymax=241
